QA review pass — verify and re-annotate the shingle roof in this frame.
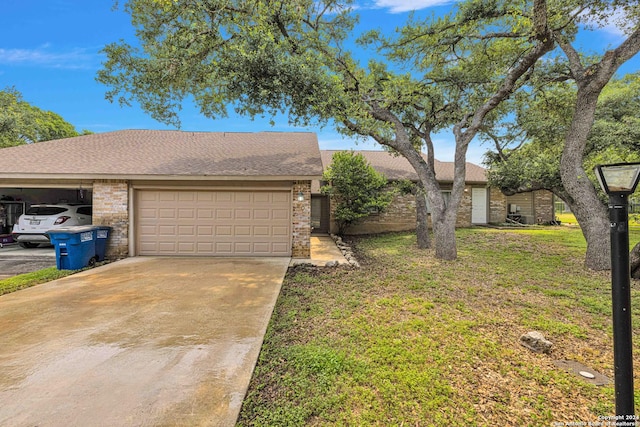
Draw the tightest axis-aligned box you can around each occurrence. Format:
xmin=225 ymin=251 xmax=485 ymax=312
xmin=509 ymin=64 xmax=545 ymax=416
xmin=0 ymin=130 xmax=323 ymax=179
xmin=320 ymin=150 xmax=487 ymax=183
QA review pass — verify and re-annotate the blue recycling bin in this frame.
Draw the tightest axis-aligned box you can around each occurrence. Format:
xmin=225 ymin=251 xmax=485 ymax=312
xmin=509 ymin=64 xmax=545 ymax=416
xmin=47 ymin=226 xmax=97 ymax=270
xmin=93 ymin=226 xmax=112 ymax=261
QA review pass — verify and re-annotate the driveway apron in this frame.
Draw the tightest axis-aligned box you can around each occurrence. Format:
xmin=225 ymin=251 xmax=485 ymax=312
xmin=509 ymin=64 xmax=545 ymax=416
xmin=0 ymin=257 xmax=289 ymax=427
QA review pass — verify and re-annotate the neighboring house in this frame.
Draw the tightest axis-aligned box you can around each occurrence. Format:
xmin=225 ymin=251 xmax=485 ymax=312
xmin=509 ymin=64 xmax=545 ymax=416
xmin=0 ymin=130 xmax=322 ymax=259
xmin=313 ymin=150 xmax=555 ymax=235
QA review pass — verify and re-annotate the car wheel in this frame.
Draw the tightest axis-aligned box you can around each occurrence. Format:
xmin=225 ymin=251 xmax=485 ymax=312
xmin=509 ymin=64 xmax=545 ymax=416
xmin=19 ymin=242 xmax=40 ymax=249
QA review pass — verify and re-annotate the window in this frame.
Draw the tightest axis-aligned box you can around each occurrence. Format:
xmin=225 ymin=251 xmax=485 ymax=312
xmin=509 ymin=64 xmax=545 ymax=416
xmin=26 ymin=206 xmax=67 ymax=215
xmin=77 ymin=206 xmax=92 ymax=215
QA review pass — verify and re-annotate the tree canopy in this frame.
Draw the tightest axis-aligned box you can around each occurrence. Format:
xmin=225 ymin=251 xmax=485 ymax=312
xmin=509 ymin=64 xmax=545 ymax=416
xmin=486 ymin=73 xmax=640 ymax=204
xmin=0 ymin=88 xmax=85 ymax=148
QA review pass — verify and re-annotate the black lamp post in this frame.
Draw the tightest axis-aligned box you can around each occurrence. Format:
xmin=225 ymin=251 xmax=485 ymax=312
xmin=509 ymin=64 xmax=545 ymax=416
xmin=595 ymin=162 xmax=640 ymax=417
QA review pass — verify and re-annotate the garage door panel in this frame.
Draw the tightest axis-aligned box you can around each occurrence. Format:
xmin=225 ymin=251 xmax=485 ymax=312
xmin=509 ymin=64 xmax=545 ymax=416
xmin=159 ymin=192 xmax=178 ymax=202
xmin=178 ymin=208 xmax=196 ymax=219
xmin=158 ymin=208 xmax=176 ymax=219
xmin=272 ymin=226 xmax=289 ymax=236
xmin=216 ymin=209 xmax=233 ymax=219
xmin=234 ymin=209 xmax=251 ymax=219
xmin=197 ymin=209 xmax=214 ymax=219
xmin=177 ymin=242 xmax=195 ymax=252
xmin=253 ymin=193 xmax=270 ymax=203
xmin=253 ymin=226 xmax=270 ymax=236
xmin=234 ymin=242 xmax=252 ymax=253
xmin=139 ymin=209 xmax=159 ymax=220
xmin=235 ymin=193 xmax=252 ymax=203
xmin=215 ymin=242 xmax=233 ymax=254
xmin=158 ymin=241 xmax=177 ymax=252
xmin=177 ymin=225 xmax=195 ymax=236
xmin=197 ymin=192 xmax=214 ymax=202
xmin=215 ymin=225 xmax=233 ymax=236
xmin=272 ymin=192 xmax=289 ymax=203
xmin=272 ymin=242 xmax=290 ymax=253
xmin=215 ymin=193 xmax=233 ymax=203
xmin=272 ymin=209 xmax=289 ymax=220
xmin=197 ymin=225 xmax=214 ymax=236
xmin=137 ymin=190 xmax=291 ymax=256
xmin=158 ymin=225 xmax=176 ymax=235
xmin=253 ymin=243 xmax=273 ymax=254
xmin=136 ymin=190 xmax=291 ymax=256
xmin=177 ymin=192 xmax=195 ymax=202
xmin=253 ymin=209 xmax=270 ymax=220
xmin=197 ymin=242 xmax=214 ymax=251
xmin=234 ymin=226 xmax=251 ymax=236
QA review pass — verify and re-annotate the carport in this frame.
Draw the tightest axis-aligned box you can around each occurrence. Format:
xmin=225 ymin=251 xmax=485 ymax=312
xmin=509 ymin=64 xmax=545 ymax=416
xmin=0 ymin=187 xmax=92 ymax=243
xmin=0 ymin=256 xmax=289 ymax=426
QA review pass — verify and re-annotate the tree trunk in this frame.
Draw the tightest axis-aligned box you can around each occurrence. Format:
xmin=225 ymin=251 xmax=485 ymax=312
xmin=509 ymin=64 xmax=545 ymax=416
xmin=431 ymin=207 xmax=457 ymax=260
xmin=400 ymin=148 xmax=453 ymax=258
xmin=559 ymin=84 xmax=611 ymax=270
xmin=414 ymin=186 xmax=430 ymax=249
xmin=563 ymin=194 xmax=611 ymax=270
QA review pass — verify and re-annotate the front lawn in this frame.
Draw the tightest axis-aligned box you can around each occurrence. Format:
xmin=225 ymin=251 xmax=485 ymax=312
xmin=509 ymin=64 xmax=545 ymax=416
xmin=0 ymin=267 xmax=75 ymax=296
xmin=238 ymin=227 xmax=640 ymax=426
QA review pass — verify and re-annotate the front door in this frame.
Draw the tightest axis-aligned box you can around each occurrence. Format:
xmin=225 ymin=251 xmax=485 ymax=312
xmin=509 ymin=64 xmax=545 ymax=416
xmin=311 ymin=195 xmax=330 ymax=233
xmin=471 ymin=188 xmax=487 ymax=224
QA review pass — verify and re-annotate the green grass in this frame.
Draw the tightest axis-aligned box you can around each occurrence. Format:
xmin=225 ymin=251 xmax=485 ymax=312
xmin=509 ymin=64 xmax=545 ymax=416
xmin=0 ymin=267 xmax=75 ymax=295
xmin=238 ymin=227 xmax=640 ymax=426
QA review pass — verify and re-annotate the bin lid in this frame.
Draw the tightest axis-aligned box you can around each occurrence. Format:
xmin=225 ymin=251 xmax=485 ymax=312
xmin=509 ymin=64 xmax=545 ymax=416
xmin=46 ymin=225 xmax=98 ymax=234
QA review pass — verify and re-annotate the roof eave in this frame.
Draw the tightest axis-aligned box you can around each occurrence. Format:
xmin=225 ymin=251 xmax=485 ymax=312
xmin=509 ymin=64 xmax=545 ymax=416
xmin=0 ymin=173 xmax=323 ymax=182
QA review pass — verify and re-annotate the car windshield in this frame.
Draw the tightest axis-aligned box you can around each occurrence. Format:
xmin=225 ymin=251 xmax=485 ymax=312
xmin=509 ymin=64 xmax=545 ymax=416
xmin=25 ymin=206 xmax=68 ymax=216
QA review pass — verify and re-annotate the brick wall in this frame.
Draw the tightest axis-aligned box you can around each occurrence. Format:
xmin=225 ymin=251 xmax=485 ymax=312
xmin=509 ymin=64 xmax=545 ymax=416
xmin=534 ymin=190 xmax=555 ymax=223
xmin=292 ymin=181 xmax=311 ymax=258
xmin=489 ymin=187 xmax=507 ymax=223
xmin=457 ymin=186 xmax=473 ymax=227
xmin=340 ymin=192 xmax=417 ymax=235
xmin=337 ymin=185 xmax=479 ymax=235
xmin=92 ymin=180 xmax=129 ymax=258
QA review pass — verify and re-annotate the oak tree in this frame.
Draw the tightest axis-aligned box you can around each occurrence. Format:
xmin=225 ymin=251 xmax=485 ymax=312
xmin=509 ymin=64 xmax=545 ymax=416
xmin=99 ymin=0 xmax=561 ymax=260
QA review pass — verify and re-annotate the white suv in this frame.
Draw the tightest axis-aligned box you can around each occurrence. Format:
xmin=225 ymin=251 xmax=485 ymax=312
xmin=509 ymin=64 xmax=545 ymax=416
xmin=12 ymin=204 xmax=92 ymax=248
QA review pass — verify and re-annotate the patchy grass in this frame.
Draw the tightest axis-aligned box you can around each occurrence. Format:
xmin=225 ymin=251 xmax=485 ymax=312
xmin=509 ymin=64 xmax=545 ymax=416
xmin=238 ymin=227 xmax=640 ymax=426
xmin=0 ymin=267 xmax=75 ymax=295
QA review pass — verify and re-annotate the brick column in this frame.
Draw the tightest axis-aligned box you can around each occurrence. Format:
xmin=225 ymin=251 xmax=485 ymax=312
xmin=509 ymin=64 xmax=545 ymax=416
xmin=534 ymin=190 xmax=554 ymax=224
xmin=292 ymin=181 xmax=311 ymax=258
xmin=489 ymin=187 xmax=507 ymax=224
xmin=456 ymin=186 xmax=473 ymax=227
xmin=92 ymin=180 xmax=129 ymax=259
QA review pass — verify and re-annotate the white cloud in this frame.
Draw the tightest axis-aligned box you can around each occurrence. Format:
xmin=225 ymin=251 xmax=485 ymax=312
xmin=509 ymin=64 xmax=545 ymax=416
xmin=579 ymin=6 xmax=633 ymax=38
xmin=373 ymin=0 xmax=457 ymax=13
xmin=0 ymin=45 xmax=95 ymax=69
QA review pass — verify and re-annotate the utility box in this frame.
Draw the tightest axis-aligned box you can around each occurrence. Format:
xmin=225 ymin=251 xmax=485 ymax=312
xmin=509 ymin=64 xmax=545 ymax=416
xmin=47 ymin=226 xmax=97 ymax=270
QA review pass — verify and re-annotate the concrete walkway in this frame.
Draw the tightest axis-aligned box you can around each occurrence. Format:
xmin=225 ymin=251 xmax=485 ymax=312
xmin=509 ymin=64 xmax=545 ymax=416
xmin=291 ymin=234 xmax=349 ymax=267
xmin=0 ymin=257 xmax=289 ymax=427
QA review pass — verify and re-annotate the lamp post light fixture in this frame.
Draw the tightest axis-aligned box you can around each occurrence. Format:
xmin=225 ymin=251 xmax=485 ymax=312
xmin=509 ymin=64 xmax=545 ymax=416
xmin=594 ymin=162 xmax=640 ymax=418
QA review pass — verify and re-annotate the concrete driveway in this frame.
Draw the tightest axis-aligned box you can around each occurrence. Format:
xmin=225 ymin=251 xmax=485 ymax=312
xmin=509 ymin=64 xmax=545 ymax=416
xmin=0 ymin=244 xmax=56 ymax=279
xmin=0 ymin=256 xmax=289 ymax=427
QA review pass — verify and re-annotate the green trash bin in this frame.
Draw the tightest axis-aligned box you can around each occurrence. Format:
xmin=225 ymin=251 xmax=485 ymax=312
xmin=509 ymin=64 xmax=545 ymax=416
xmin=47 ymin=226 xmax=97 ymax=270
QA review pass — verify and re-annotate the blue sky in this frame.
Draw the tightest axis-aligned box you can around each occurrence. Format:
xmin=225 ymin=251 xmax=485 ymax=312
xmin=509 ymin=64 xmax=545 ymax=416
xmin=1 ymin=1 xmax=637 ymax=165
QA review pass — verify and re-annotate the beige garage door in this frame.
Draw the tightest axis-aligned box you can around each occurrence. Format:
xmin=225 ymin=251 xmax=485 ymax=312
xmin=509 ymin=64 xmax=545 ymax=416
xmin=136 ymin=190 xmax=291 ymax=256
